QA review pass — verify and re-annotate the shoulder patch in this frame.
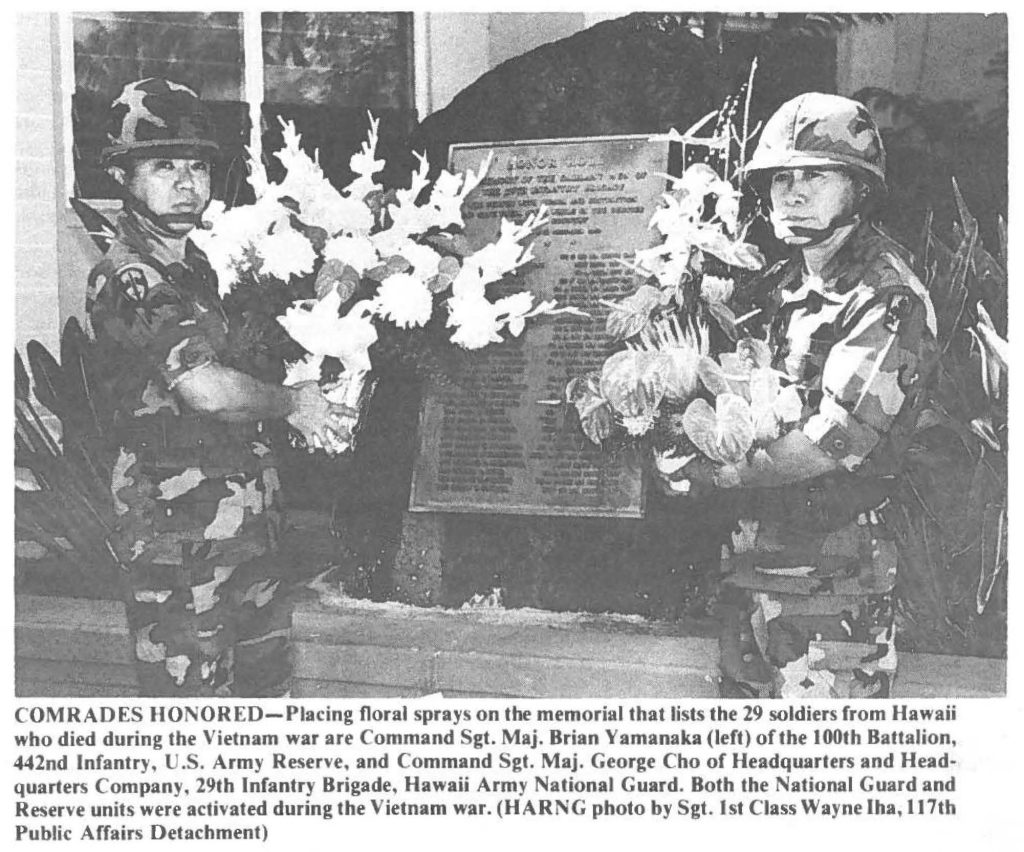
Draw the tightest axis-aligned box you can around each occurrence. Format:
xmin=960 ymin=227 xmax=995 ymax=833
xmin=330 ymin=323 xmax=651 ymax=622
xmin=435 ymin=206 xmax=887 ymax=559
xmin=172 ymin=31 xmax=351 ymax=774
xmin=114 ymin=263 xmax=162 ymax=305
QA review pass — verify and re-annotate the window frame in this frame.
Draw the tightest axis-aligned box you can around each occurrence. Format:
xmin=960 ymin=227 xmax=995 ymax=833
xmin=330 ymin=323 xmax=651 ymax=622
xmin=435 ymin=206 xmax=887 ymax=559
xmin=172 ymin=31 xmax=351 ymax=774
xmin=59 ymin=9 xmax=425 ymax=206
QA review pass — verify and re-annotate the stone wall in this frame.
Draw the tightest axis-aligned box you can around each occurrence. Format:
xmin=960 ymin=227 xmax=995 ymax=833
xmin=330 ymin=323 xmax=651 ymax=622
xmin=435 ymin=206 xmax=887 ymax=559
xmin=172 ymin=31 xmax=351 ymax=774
xmin=15 ymin=596 xmax=1007 ymax=700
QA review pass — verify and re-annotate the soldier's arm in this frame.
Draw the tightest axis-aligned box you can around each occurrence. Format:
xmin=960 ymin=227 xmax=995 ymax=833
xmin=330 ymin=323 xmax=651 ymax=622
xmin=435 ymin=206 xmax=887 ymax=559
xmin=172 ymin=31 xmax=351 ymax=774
xmin=698 ymin=287 xmax=927 ymax=490
xmin=97 ymin=261 xmax=350 ymax=443
xmin=173 ymin=367 xmax=349 ymax=449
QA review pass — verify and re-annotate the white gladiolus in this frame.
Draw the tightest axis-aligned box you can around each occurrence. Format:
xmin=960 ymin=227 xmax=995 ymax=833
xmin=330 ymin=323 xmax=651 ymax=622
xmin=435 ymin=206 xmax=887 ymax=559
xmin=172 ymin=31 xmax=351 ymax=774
xmin=195 ymin=114 xmax=574 ymax=454
xmin=278 ymin=291 xmax=378 ymax=374
xmin=323 ymin=234 xmax=380 ymax=275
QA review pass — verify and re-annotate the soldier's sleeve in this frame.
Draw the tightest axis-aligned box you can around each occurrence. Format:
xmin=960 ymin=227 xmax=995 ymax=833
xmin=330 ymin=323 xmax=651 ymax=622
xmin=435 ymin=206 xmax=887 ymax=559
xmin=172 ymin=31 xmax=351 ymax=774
xmin=89 ymin=261 xmax=226 ymax=390
xmin=802 ymin=286 xmax=929 ymax=470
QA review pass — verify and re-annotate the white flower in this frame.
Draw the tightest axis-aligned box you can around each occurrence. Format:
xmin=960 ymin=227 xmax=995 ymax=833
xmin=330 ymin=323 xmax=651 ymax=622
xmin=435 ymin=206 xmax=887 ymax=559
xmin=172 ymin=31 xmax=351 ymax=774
xmin=426 ymin=153 xmax=492 ymax=229
xmin=622 ymin=412 xmax=657 ymax=436
xmin=393 ymin=241 xmax=442 ymax=280
xmin=278 ymin=291 xmax=378 ymax=373
xmin=194 ymin=196 xmax=289 ymax=293
xmin=255 ymin=226 xmax=317 ymax=282
xmin=384 ymin=200 xmax=437 ymax=240
xmin=301 ymin=185 xmax=374 ymax=236
xmin=462 ymin=219 xmax=534 ymax=286
xmin=282 ymin=353 xmax=325 ymax=386
xmin=715 ymin=192 xmax=740 ymax=234
xmin=634 ymin=245 xmax=692 ymax=290
xmin=700 ymin=274 xmax=734 ymax=303
xmin=446 ymin=293 xmax=504 ymax=350
xmin=323 ymin=234 xmax=380 ymax=275
xmin=374 ymin=273 xmax=434 ymax=328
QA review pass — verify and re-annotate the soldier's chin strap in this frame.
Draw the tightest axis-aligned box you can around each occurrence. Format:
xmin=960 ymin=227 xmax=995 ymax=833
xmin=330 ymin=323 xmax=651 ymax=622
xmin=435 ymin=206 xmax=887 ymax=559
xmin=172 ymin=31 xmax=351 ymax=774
xmin=776 ymin=210 xmax=862 ymax=247
xmin=121 ymin=192 xmax=206 ymax=238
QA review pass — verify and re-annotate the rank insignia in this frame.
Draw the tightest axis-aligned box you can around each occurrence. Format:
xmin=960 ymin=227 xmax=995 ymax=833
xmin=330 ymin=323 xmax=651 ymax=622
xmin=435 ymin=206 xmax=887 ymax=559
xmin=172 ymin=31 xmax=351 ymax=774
xmin=883 ymin=293 xmax=911 ymax=333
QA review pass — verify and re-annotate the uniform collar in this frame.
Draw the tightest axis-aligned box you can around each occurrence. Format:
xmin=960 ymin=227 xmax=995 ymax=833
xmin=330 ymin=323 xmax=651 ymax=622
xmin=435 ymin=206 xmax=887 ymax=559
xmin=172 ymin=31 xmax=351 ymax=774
xmin=778 ymin=219 xmax=875 ymax=306
xmin=117 ymin=209 xmax=192 ymax=269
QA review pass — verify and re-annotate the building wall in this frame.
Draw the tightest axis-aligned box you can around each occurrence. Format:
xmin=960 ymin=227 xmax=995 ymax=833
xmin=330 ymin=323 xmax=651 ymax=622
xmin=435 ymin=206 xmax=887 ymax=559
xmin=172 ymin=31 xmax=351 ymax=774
xmin=836 ymin=14 xmax=1006 ymax=113
xmin=15 ymin=14 xmax=62 ymax=354
xmin=14 ymin=12 xmax=1008 ymax=351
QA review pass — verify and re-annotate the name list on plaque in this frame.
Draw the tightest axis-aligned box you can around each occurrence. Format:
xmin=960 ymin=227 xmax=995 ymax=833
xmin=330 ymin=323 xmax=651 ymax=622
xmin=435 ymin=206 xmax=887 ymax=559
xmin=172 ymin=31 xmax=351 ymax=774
xmin=409 ymin=135 xmax=672 ymax=517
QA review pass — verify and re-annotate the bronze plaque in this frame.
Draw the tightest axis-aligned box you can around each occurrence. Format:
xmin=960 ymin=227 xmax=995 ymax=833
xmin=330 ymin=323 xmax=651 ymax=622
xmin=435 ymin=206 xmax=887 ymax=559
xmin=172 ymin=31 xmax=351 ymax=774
xmin=409 ymin=135 xmax=672 ymax=517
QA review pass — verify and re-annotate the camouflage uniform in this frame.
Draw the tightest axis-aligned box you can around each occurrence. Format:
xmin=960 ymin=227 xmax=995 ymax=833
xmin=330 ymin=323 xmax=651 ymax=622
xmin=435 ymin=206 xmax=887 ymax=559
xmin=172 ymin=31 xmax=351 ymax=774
xmin=87 ymin=79 xmax=290 ymax=697
xmin=722 ymin=94 xmax=938 ymax=698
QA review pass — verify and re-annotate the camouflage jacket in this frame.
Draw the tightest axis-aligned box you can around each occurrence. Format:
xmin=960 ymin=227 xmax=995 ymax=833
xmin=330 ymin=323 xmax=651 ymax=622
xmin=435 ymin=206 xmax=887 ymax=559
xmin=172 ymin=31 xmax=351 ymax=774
xmin=87 ymin=210 xmax=282 ymax=568
xmin=723 ymin=221 xmax=939 ymax=596
xmin=765 ymin=220 xmax=938 ymax=476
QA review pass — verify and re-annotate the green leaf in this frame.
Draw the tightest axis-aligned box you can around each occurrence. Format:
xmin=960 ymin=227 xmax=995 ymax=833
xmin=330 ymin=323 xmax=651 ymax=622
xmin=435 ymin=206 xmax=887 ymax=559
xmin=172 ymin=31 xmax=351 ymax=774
xmin=438 ymin=255 xmax=461 ymax=277
xmin=425 ymin=232 xmax=475 ymax=258
xmin=605 ymin=285 xmax=662 ymax=340
xmin=567 ymin=373 xmax=613 ymax=445
xmin=426 ymin=273 xmax=455 ymax=295
xmin=364 ymin=263 xmax=390 ymax=282
xmin=385 ymin=255 xmax=412 ymax=274
xmin=707 ymin=300 xmax=739 ymax=340
xmin=315 ymin=260 xmax=363 ymax=303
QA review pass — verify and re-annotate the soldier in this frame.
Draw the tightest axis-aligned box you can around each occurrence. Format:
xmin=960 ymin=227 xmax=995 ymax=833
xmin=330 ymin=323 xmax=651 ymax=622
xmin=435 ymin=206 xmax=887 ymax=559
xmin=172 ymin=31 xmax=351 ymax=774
xmin=86 ymin=78 xmax=350 ymax=696
xmin=663 ymin=93 xmax=938 ymax=698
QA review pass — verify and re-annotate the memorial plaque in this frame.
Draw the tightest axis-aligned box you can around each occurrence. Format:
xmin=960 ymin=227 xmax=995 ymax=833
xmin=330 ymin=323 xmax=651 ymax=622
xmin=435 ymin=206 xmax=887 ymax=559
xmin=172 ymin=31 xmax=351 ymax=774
xmin=409 ymin=135 xmax=673 ymax=517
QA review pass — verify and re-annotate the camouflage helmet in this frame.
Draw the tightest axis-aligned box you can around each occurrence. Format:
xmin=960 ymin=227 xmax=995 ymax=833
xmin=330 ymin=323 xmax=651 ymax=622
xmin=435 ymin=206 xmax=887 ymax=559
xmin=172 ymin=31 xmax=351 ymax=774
xmin=744 ymin=93 xmax=886 ymax=190
xmin=101 ymin=78 xmax=219 ymax=166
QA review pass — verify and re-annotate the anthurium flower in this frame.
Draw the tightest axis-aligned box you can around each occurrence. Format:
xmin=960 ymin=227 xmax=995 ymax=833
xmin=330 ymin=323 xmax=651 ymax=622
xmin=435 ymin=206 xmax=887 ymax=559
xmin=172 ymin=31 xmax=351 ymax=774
xmin=278 ymin=291 xmax=378 ymax=373
xmin=700 ymin=274 xmax=735 ymax=304
xmin=599 ymin=350 xmax=667 ymax=435
xmin=748 ymin=368 xmax=803 ymax=442
xmin=682 ymin=393 xmax=755 ymax=465
xmin=566 ymin=372 xmax=613 ymax=445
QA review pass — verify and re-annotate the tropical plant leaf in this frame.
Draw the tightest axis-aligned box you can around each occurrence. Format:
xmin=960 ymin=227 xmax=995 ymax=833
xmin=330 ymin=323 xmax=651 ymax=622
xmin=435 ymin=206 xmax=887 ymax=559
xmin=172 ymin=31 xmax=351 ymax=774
xmin=997 ymin=216 xmax=1007 ymax=272
xmin=599 ymin=349 xmax=665 ymax=415
xmin=424 ymin=231 xmax=474 ymax=258
xmin=706 ymin=300 xmax=739 ymax=341
xmin=14 ymin=351 xmax=30 ymax=401
xmin=25 ymin=339 xmax=66 ymax=419
xmin=976 ymin=504 xmax=1006 ymax=615
xmin=933 ymin=220 xmax=977 ymax=351
xmin=696 ymin=355 xmax=733 ymax=397
xmin=604 ymin=285 xmax=662 ymax=340
xmin=566 ymin=372 xmax=612 ymax=444
xmin=69 ymin=197 xmax=117 ymax=253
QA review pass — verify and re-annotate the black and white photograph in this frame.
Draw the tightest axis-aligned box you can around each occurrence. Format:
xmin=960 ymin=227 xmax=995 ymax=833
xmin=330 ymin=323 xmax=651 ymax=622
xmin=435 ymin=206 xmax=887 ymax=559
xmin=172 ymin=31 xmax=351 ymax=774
xmin=7 ymin=5 xmax=1018 ymax=846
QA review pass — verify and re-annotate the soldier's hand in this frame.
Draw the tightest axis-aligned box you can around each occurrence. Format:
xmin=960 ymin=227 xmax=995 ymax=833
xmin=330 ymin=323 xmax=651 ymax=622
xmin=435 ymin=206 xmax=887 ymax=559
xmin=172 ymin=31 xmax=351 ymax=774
xmin=652 ymin=450 xmax=718 ymax=498
xmin=286 ymin=382 xmax=357 ymax=452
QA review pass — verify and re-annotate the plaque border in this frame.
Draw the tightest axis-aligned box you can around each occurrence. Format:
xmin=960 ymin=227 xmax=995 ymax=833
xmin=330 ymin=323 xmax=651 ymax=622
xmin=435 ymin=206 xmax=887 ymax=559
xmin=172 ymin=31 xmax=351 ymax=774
xmin=409 ymin=133 xmax=671 ymax=519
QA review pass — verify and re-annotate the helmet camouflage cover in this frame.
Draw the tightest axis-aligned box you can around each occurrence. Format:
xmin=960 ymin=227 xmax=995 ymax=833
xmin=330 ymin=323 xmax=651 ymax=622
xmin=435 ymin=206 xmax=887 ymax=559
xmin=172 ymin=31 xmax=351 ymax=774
xmin=102 ymin=77 xmax=219 ymax=165
xmin=745 ymin=93 xmax=886 ymax=189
